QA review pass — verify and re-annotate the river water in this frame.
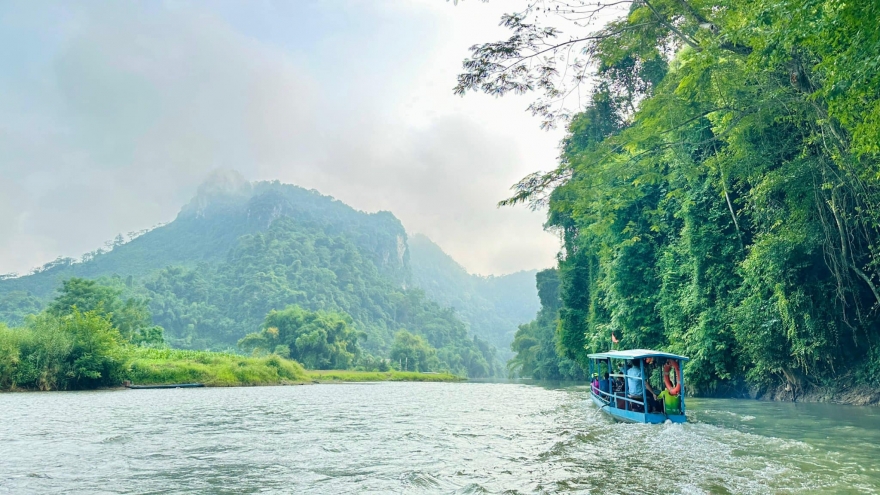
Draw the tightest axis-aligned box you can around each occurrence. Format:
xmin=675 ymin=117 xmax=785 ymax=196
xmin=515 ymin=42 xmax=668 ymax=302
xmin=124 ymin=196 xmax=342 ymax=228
xmin=1 ymin=382 xmax=878 ymax=494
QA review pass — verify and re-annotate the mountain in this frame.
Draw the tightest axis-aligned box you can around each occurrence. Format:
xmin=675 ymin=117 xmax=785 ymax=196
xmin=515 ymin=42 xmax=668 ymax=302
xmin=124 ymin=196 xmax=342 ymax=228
xmin=408 ymin=234 xmax=541 ymax=360
xmin=0 ymin=172 xmax=537 ymax=377
xmin=0 ymin=171 xmax=408 ymax=300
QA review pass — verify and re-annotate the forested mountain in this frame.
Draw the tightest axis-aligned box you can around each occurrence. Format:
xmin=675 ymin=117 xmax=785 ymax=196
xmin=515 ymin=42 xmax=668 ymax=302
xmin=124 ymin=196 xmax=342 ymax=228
xmin=0 ymin=172 xmax=516 ymax=377
xmin=508 ymin=269 xmax=586 ymax=381
xmin=408 ymin=234 xmax=540 ymax=359
xmin=463 ymin=0 xmax=880 ymax=395
xmin=0 ymin=171 xmax=409 ymax=302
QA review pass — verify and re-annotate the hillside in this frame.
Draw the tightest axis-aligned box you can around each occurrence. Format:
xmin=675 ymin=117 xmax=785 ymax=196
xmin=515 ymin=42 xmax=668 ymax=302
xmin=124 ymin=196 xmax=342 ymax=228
xmin=0 ymin=172 xmax=536 ymax=377
xmin=0 ymin=171 xmax=408 ymax=301
xmin=408 ymin=234 xmax=540 ymax=359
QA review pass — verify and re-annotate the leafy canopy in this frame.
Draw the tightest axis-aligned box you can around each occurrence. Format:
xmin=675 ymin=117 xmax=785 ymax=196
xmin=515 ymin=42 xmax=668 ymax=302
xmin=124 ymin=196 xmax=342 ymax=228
xmin=465 ymin=0 xmax=880 ymax=393
xmin=238 ymin=305 xmax=361 ymax=370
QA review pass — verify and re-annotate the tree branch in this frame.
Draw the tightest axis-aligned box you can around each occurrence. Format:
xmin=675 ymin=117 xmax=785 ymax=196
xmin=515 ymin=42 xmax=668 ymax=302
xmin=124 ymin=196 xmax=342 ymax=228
xmin=640 ymin=0 xmax=700 ymax=50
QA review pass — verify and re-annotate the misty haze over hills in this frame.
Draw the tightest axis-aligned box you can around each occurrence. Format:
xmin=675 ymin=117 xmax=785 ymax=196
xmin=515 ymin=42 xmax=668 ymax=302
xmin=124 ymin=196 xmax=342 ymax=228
xmin=409 ymin=234 xmax=538 ymax=361
xmin=0 ymin=171 xmax=541 ymax=373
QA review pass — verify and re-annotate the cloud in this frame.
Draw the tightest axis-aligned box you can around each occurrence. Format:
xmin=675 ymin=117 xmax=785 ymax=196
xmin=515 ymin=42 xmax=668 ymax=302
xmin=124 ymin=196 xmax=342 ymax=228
xmin=283 ymin=113 xmax=558 ymax=275
xmin=0 ymin=0 xmax=562 ymax=276
xmin=0 ymin=1 xmax=320 ymax=273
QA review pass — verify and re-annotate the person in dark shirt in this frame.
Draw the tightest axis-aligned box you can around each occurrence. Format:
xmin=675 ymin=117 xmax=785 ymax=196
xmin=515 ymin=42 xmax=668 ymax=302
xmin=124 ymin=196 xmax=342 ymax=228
xmin=612 ymin=364 xmax=625 ymax=393
xmin=599 ymin=372 xmax=610 ymax=394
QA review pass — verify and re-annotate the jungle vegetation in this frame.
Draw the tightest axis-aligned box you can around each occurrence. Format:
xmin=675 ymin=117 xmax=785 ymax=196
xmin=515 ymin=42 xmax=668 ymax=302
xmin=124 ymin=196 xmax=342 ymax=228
xmin=509 ymin=269 xmax=587 ymax=380
xmin=0 ymin=176 xmax=520 ymax=380
xmin=0 ymin=312 xmax=309 ymax=390
xmin=238 ymin=305 xmax=362 ymax=370
xmin=462 ymin=0 xmax=880 ymax=394
xmin=0 ymin=278 xmax=460 ymax=390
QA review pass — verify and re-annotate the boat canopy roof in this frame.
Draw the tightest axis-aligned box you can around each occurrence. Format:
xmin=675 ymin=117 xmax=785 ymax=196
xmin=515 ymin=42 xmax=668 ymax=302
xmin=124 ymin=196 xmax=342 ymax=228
xmin=587 ymin=349 xmax=689 ymax=361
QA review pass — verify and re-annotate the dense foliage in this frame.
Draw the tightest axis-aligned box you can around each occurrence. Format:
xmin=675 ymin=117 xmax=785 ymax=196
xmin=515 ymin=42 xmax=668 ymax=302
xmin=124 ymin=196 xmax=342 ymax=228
xmin=0 ymin=310 xmax=126 ymax=390
xmin=49 ymin=278 xmax=164 ymax=346
xmin=509 ymin=269 xmax=587 ymax=380
xmin=0 ymin=279 xmax=163 ymax=390
xmin=238 ymin=305 xmax=361 ymax=370
xmin=141 ymin=218 xmax=499 ymax=376
xmin=389 ymin=330 xmax=440 ymax=372
xmin=466 ymin=0 xmax=880 ymax=394
xmin=0 ymin=291 xmax=42 ymax=327
xmin=0 ymin=282 xmax=310 ymax=390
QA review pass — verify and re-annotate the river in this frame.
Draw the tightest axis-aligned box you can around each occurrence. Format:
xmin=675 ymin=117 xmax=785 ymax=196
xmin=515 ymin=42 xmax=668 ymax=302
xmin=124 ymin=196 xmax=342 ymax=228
xmin=1 ymin=382 xmax=878 ymax=494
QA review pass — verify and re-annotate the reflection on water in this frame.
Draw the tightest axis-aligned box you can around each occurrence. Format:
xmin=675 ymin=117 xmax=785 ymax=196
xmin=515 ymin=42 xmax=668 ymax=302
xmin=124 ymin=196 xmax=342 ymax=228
xmin=1 ymin=382 xmax=878 ymax=494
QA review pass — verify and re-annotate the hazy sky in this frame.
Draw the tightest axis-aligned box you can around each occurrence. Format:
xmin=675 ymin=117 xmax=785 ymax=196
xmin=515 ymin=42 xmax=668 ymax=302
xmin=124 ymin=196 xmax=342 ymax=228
xmin=0 ymin=0 xmax=566 ymax=277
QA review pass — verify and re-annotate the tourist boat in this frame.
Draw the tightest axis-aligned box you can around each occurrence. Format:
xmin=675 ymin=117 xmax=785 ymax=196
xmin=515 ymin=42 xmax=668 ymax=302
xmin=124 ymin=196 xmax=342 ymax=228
xmin=587 ymin=349 xmax=689 ymax=424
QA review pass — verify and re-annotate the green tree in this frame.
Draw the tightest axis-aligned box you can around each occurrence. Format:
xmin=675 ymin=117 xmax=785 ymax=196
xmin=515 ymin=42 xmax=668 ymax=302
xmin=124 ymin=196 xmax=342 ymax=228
xmin=389 ymin=330 xmax=440 ymax=372
xmin=0 ymin=323 xmax=21 ymax=389
xmin=238 ymin=305 xmax=361 ymax=370
xmin=0 ymin=291 xmax=43 ymax=327
xmin=48 ymin=278 xmax=164 ymax=346
xmin=2 ymin=310 xmax=125 ymax=391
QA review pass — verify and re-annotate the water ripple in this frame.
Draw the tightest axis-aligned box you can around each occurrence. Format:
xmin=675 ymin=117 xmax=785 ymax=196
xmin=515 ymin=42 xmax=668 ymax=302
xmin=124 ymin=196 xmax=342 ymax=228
xmin=1 ymin=383 xmax=878 ymax=494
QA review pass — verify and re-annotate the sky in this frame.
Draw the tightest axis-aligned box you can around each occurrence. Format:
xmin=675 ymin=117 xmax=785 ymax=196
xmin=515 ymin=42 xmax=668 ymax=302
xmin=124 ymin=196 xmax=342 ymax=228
xmin=0 ymin=0 xmax=567 ymax=277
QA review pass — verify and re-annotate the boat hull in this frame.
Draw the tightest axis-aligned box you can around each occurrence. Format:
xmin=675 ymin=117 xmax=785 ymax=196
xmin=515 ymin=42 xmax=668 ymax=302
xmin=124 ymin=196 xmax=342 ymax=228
xmin=590 ymin=394 xmax=686 ymax=424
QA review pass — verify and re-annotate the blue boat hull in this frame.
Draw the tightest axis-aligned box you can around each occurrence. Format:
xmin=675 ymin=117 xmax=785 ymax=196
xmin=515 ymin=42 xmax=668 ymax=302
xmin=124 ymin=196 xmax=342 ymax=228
xmin=590 ymin=394 xmax=686 ymax=424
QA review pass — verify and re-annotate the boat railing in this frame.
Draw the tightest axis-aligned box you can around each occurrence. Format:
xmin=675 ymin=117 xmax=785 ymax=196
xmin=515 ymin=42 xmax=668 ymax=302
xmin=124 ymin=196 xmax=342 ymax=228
xmin=591 ymin=372 xmax=647 ymax=410
xmin=591 ymin=388 xmax=645 ymax=407
xmin=591 ymin=387 xmax=614 ymax=403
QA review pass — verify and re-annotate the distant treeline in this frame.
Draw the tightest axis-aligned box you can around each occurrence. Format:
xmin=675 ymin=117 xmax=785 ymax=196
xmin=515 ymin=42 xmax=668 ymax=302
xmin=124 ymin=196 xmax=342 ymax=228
xmin=0 ymin=275 xmax=486 ymax=391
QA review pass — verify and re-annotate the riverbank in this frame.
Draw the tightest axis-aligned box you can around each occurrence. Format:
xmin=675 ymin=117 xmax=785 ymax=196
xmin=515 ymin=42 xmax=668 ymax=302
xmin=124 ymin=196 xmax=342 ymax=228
xmin=126 ymin=348 xmax=309 ymax=387
xmin=748 ymin=383 xmax=880 ymax=406
xmin=125 ymin=348 xmax=463 ymax=388
xmin=305 ymin=370 xmax=464 ymax=383
xmin=686 ymin=377 xmax=880 ymax=407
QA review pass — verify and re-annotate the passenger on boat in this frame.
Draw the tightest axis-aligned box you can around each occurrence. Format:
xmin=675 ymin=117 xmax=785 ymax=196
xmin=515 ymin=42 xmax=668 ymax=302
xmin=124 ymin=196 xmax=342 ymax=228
xmin=612 ymin=367 xmax=624 ymax=390
xmin=599 ymin=372 xmax=610 ymax=395
xmin=591 ymin=373 xmax=600 ymax=394
xmin=612 ymin=365 xmax=626 ymax=408
xmin=643 ymin=360 xmax=662 ymax=413
xmin=625 ymin=360 xmax=646 ymax=412
xmin=657 ymin=386 xmax=681 ymax=414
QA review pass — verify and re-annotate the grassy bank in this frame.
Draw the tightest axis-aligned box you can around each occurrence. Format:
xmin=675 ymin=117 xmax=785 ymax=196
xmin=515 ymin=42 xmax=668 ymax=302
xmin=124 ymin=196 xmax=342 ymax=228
xmin=305 ymin=370 xmax=464 ymax=383
xmin=126 ymin=349 xmax=463 ymax=387
xmin=125 ymin=348 xmax=308 ymax=387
